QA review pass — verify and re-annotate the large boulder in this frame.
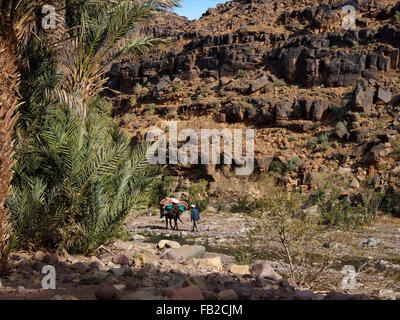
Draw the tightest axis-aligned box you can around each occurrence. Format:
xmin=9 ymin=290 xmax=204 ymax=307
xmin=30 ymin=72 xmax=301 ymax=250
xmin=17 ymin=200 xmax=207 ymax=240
xmin=311 ymin=100 xmax=331 ymax=121
xmin=249 ymin=75 xmax=269 ymax=92
xmin=229 ymin=264 xmax=251 ymax=275
xmin=352 ymin=84 xmax=375 ymax=113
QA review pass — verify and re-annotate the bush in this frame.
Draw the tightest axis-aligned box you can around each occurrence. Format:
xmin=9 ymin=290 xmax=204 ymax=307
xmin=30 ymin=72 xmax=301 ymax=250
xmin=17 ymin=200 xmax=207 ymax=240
xmin=318 ymin=132 xmax=331 ymax=151
xmin=236 ymin=69 xmax=248 ymax=78
xmin=335 ymin=121 xmax=348 ymax=134
xmin=312 ymin=175 xmax=383 ymax=230
xmin=172 ymin=83 xmax=181 ymax=93
xmin=395 ymin=11 xmax=400 ymax=22
xmin=8 ymin=100 xmax=162 ymax=254
xmin=188 ymin=180 xmax=209 ymax=212
xmin=149 ymin=176 xmax=177 ymax=207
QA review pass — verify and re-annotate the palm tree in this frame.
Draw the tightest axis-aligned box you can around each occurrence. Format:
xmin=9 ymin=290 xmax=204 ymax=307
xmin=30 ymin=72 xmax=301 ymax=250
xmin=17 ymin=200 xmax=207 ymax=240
xmin=9 ymin=100 xmax=164 ymax=254
xmin=5 ymin=0 xmax=181 ymax=255
xmin=0 ymin=0 xmax=42 ymax=272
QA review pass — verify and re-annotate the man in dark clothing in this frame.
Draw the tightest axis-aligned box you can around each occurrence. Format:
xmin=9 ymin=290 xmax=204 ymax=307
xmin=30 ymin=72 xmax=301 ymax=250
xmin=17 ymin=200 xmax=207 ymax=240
xmin=190 ymin=204 xmax=200 ymax=232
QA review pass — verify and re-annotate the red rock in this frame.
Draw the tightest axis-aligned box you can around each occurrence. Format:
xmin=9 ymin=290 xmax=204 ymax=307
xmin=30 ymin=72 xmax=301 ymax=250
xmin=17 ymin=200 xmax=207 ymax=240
xmin=170 ymin=285 xmax=204 ymax=300
xmin=95 ymin=282 xmax=121 ymax=300
xmin=218 ymin=289 xmax=238 ymax=300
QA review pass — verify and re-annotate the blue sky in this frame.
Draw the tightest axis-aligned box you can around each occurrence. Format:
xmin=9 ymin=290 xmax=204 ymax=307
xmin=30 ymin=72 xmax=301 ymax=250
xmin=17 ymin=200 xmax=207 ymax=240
xmin=174 ymin=0 xmax=227 ymax=20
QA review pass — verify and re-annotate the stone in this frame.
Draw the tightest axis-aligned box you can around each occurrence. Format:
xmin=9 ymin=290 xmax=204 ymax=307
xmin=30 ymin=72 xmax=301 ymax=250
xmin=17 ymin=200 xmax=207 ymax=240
xmin=376 ymin=87 xmax=392 ymax=104
xmin=79 ymin=271 xmax=108 ymax=285
xmin=95 ymin=282 xmax=121 ymax=300
xmin=351 ymin=178 xmax=360 ymax=189
xmin=131 ymin=234 xmax=145 ymax=241
xmin=378 ymin=289 xmax=396 ymax=300
xmin=364 ymin=238 xmax=378 ymax=247
xmin=122 ymin=290 xmax=159 ymax=300
xmin=218 ymin=289 xmax=238 ymax=300
xmin=311 ymin=100 xmax=331 ymax=121
xmin=110 ymin=265 xmax=129 ymax=277
xmin=352 ymin=85 xmax=375 ymax=113
xmin=157 ymin=240 xmax=181 ymax=249
xmin=250 ymin=75 xmax=269 ymax=92
xmin=338 ymin=166 xmax=352 ymax=175
xmin=161 ymin=245 xmax=206 ymax=261
xmin=32 ymin=251 xmax=46 ymax=261
xmin=170 ymin=285 xmax=204 ymax=300
xmin=197 ymin=256 xmax=223 ymax=271
xmin=71 ymin=262 xmax=90 ymax=274
xmin=250 ymin=262 xmax=282 ymax=282
xmin=112 ymin=254 xmax=129 ymax=265
xmin=51 ymin=295 xmax=78 ymax=300
xmin=229 ymin=264 xmax=251 ymax=275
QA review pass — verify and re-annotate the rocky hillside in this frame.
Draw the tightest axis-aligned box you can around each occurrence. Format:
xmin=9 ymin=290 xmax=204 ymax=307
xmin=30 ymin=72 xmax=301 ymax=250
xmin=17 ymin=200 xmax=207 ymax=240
xmin=108 ymin=0 xmax=400 ymax=206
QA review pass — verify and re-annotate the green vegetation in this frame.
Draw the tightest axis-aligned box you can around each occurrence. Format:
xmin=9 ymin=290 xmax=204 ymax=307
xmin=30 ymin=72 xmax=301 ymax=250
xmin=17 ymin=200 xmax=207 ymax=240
xmin=188 ymin=180 xmax=209 ymax=212
xmin=1 ymin=0 xmax=181 ymax=260
xmin=236 ymin=69 xmax=248 ymax=78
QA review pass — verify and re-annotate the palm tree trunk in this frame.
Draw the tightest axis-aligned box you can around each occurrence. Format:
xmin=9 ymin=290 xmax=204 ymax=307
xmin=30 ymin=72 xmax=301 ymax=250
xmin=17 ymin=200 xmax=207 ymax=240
xmin=0 ymin=34 xmax=19 ymax=272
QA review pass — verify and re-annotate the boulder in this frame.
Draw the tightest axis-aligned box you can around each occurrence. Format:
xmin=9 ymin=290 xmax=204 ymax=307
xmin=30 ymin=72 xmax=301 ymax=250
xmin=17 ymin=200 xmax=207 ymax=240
xmin=352 ymin=85 xmax=375 ymax=113
xmin=157 ymin=240 xmax=181 ymax=249
xmin=311 ymin=100 xmax=331 ymax=121
xmin=123 ymin=291 xmax=159 ymax=300
xmin=170 ymin=285 xmax=204 ymax=300
xmin=250 ymin=75 xmax=269 ymax=92
xmin=112 ymin=254 xmax=129 ymax=265
xmin=95 ymin=282 xmax=121 ymax=300
xmin=229 ymin=264 xmax=251 ymax=275
xmin=376 ymin=87 xmax=392 ymax=104
xmin=218 ymin=289 xmax=238 ymax=300
xmin=250 ymin=262 xmax=282 ymax=282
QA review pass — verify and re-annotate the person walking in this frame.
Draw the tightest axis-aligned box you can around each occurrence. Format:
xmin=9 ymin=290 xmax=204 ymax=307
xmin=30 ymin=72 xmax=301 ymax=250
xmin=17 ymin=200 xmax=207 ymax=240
xmin=190 ymin=204 xmax=200 ymax=232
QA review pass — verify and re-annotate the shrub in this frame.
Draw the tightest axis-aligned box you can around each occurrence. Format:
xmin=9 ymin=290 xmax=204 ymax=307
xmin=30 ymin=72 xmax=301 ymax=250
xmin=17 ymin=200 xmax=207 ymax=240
xmin=236 ymin=69 xmax=248 ymax=78
xmin=149 ymin=176 xmax=177 ymax=207
xmin=312 ymin=175 xmax=383 ymax=230
xmin=188 ymin=180 xmax=209 ymax=212
xmin=335 ymin=121 xmax=348 ymax=134
xmin=172 ymin=83 xmax=181 ymax=93
xmin=395 ymin=11 xmax=400 ymax=22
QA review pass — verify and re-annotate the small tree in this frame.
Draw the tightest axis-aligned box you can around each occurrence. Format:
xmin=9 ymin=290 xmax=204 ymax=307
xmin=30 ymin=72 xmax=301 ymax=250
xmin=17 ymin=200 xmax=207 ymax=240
xmin=252 ymin=182 xmax=333 ymax=289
